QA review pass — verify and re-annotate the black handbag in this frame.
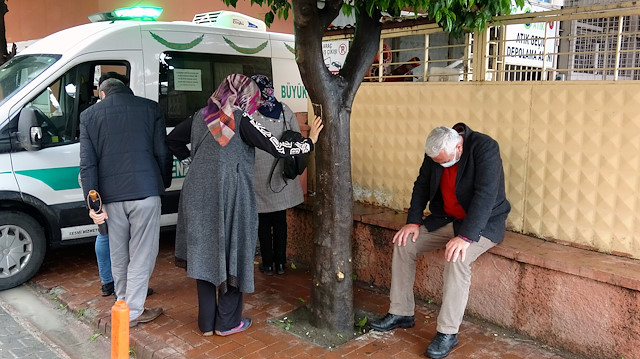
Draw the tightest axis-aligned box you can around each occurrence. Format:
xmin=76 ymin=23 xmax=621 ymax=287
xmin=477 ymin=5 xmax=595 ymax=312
xmin=268 ymin=110 xmax=309 ymax=193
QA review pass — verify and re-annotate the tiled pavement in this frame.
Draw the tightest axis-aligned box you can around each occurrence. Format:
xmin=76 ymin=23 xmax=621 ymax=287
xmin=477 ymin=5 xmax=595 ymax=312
xmin=0 ymin=305 xmax=65 ymax=359
xmin=29 ymin=235 xmax=578 ymax=359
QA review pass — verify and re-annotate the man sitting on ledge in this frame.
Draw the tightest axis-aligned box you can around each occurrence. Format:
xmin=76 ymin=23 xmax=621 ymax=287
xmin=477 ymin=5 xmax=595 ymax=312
xmin=370 ymin=123 xmax=511 ymax=359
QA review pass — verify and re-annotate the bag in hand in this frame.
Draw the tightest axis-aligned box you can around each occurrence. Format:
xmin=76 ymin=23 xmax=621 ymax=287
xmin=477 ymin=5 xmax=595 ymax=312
xmin=279 ymin=130 xmax=309 ymax=179
xmin=267 ymin=110 xmax=310 ymax=193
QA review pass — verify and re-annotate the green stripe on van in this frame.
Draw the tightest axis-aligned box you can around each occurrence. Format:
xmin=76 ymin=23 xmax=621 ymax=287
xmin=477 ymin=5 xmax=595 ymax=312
xmin=15 ymin=167 xmax=80 ymax=191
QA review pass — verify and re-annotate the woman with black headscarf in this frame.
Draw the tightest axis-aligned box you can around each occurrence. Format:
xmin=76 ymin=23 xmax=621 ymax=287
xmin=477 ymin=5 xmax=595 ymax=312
xmin=250 ymin=74 xmax=305 ymax=276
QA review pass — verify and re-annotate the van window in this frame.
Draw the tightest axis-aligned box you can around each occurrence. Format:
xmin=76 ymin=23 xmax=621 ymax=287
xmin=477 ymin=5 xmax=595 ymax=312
xmin=0 ymin=54 xmax=61 ymax=107
xmin=27 ymin=69 xmax=78 ymax=146
xmin=158 ymin=51 xmax=272 ymax=127
xmin=21 ymin=61 xmax=129 ymax=148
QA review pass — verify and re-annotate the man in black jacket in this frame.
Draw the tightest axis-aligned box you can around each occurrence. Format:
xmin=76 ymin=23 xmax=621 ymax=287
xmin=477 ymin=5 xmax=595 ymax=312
xmin=80 ymin=78 xmax=172 ymax=327
xmin=370 ymin=123 xmax=511 ymax=359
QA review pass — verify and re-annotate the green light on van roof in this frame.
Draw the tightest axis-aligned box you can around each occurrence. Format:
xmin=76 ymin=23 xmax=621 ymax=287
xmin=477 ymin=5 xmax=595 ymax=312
xmin=114 ymin=6 xmax=163 ymax=19
xmin=88 ymin=6 xmax=163 ymax=22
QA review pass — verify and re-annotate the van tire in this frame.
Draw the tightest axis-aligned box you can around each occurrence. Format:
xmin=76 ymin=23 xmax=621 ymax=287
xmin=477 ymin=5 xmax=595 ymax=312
xmin=0 ymin=212 xmax=47 ymax=291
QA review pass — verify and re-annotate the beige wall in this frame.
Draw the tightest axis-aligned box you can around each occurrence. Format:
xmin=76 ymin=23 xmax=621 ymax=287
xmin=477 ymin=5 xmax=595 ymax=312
xmin=350 ymin=82 xmax=640 ymax=259
xmin=6 ymin=0 xmax=293 ymax=43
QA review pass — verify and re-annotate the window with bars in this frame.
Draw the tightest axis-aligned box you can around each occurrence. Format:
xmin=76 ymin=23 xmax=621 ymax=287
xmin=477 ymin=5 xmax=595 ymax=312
xmin=354 ymin=3 xmax=640 ymax=82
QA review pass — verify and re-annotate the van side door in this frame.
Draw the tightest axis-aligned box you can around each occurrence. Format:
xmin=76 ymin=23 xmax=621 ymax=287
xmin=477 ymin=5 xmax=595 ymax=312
xmin=10 ymin=54 xmax=138 ymax=244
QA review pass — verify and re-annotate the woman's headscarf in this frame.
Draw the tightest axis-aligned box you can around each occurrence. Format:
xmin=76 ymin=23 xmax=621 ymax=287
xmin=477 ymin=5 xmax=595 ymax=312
xmin=251 ymin=74 xmax=283 ymax=119
xmin=203 ymin=74 xmax=261 ymax=146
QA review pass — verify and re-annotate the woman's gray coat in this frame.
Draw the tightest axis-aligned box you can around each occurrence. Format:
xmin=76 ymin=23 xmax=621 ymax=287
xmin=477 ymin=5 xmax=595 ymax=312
xmin=252 ymin=104 xmax=304 ymax=213
xmin=175 ymin=109 xmax=258 ymax=294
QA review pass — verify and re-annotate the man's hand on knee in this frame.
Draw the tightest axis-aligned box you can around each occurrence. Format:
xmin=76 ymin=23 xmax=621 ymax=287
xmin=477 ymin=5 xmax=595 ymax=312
xmin=445 ymin=236 xmax=470 ymax=262
xmin=393 ymin=224 xmax=420 ymax=246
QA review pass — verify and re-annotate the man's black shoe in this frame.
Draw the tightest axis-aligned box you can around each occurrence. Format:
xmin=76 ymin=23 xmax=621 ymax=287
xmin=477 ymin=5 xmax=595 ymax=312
xmin=276 ymin=263 xmax=285 ymax=275
xmin=425 ymin=332 xmax=458 ymax=359
xmin=101 ymin=282 xmax=114 ymax=297
xmin=369 ymin=313 xmax=414 ymax=332
xmin=259 ymin=264 xmax=274 ymax=276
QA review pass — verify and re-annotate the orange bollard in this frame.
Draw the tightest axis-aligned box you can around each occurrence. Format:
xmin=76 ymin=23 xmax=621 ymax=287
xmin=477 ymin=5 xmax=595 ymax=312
xmin=111 ymin=300 xmax=129 ymax=359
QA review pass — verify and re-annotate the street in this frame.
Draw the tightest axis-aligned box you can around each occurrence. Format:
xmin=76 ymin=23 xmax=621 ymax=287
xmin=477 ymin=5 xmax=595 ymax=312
xmin=0 ymin=285 xmax=110 ymax=359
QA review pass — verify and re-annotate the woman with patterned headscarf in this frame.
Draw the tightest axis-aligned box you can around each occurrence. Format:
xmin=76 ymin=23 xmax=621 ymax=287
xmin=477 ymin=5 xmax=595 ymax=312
xmin=250 ymin=74 xmax=304 ymax=276
xmin=174 ymin=74 xmax=323 ymax=337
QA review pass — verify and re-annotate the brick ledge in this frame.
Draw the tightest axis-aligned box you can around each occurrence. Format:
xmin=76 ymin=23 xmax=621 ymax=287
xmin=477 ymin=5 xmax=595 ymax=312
xmin=297 ymin=196 xmax=640 ymax=292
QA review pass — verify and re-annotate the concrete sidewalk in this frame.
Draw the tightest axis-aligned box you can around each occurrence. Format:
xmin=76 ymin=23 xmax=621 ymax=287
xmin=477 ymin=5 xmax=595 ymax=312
xmin=29 ymin=235 xmax=581 ymax=359
xmin=0 ymin=285 xmax=110 ymax=359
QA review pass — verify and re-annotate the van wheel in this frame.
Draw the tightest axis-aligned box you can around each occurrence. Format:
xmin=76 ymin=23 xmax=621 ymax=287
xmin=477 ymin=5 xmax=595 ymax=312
xmin=0 ymin=212 xmax=46 ymax=291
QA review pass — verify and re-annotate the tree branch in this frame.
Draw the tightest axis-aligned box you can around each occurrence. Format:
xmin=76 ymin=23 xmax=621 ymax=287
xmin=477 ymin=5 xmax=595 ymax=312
xmin=293 ymin=0 xmax=336 ymax=102
xmin=339 ymin=6 xmax=382 ymax=97
xmin=318 ymin=0 xmax=343 ymax=29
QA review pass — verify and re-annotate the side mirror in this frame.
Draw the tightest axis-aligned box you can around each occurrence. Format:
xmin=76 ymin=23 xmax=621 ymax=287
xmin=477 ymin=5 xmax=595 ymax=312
xmin=17 ymin=106 xmax=42 ymax=151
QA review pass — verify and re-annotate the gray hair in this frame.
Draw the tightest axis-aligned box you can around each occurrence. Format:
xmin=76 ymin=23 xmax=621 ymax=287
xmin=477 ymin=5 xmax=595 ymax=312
xmin=425 ymin=126 xmax=460 ymax=157
xmin=98 ymin=78 xmax=126 ymax=98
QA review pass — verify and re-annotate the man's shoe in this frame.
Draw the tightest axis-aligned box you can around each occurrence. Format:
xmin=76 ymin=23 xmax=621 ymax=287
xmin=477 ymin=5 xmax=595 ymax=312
xmin=425 ymin=332 xmax=458 ymax=359
xmin=129 ymin=307 xmax=163 ymax=328
xmin=369 ymin=313 xmax=414 ymax=332
xmin=276 ymin=263 xmax=285 ymax=275
xmin=259 ymin=264 xmax=274 ymax=276
xmin=101 ymin=282 xmax=114 ymax=297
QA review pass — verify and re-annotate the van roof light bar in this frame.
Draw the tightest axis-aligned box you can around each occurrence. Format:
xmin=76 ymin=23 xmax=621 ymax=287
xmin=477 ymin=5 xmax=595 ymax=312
xmin=89 ymin=6 xmax=163 ymax=23
xmin=192 ymin=11 xmax=266 ymax=32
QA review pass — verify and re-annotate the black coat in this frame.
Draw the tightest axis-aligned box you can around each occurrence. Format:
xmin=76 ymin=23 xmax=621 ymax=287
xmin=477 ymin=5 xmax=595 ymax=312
xmin=406 ymin=123 xmax=511 ymax=243
xmin=79 ymin=86 xmax=172 ymax=204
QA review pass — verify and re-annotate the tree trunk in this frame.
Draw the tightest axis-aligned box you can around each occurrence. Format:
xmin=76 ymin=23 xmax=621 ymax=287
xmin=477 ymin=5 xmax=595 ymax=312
xmin=292 ymin=0 xmax=382 ymax=332
xmin=0 ymin=1 xmax=8 ymax=65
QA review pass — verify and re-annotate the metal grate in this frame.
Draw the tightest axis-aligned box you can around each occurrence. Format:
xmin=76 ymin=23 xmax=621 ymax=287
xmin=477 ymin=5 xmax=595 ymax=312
xmin=345 ymin=1 xmax=640 ymax=82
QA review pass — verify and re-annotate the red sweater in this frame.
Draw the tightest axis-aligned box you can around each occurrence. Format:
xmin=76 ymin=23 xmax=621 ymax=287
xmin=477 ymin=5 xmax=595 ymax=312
xmin=440 ymin=163 xmax=466 ymax=219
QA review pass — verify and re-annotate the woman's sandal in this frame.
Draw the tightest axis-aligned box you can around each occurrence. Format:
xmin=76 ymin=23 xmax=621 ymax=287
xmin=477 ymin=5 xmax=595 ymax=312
xmin=215 ymin=318 xmax=252 ymax=336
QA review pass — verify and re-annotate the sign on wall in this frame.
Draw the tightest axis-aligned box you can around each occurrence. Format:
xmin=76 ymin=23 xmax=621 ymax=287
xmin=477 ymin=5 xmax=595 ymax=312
xmin=504 ymin=1 xmax=558 ymax=68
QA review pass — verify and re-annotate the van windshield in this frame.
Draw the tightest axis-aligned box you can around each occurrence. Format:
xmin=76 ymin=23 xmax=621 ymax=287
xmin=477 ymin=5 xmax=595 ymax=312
xmin=0 ymin=54 xmax=61 ymax=107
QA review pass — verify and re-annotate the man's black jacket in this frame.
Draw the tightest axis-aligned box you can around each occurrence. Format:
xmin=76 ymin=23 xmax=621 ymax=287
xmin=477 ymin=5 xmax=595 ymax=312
xmin=79 ymin=86 xmax=172 ymax=204
xmin=407 ymin=122 xmax=511 ymax=243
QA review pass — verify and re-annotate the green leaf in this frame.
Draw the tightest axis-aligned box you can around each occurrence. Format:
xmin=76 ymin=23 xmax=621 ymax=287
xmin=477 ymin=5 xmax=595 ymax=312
xmin=89 ymin=333 xmax=101 ymax=343
xmin=265 ymin=11 xmax=275 ymax=26
xmin=342 ymin=3 xmax=353 ymax=17
xmin=254 ymin=261 xmax=259 ymax=265
xmin=337 ymin=333 xmax=344 ymax=338
xmin=368 ymin=0 xmax=376 ymax=17
xmin=290 ymin=263 xmax=297 ymax=269
xmin=435 ymin=10 xmax=443 ymax=23
xmin=356 ymin=317 xmax=367 ymax=328
xmin=298 ymin=297 xmax=306 ymax=302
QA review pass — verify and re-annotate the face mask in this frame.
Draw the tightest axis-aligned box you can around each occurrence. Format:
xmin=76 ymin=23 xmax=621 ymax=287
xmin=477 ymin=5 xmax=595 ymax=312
xmin=440 ymin=151 xmax=460 ymax=168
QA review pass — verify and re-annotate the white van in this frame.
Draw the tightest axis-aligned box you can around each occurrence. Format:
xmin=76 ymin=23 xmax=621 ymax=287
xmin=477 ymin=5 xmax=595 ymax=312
xmin=0 ymin=8 xmax=307 ymax=290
